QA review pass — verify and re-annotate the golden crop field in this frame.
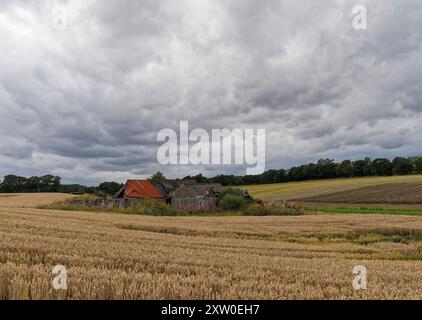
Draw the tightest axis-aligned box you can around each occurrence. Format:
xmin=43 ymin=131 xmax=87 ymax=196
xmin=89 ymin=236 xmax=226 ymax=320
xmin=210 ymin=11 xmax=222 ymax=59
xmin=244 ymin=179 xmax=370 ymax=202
xmin=245 ymin=175 xmax=422 ymax=201
xmin=0 ymin=193 xmax=78 ymax=208
xmin=2 ymin=193 xmax=422 ymax=299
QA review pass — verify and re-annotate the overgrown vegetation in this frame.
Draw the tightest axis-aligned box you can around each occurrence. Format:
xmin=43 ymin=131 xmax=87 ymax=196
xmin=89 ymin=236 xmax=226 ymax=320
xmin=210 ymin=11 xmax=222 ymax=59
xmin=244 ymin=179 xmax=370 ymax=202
xmin=243 ymin=202 xmax=305 ymax=216
xmin=127 ymin=198 xmax=179 ymax=216
xmin=40 ymin=188 xmax=306 ymax=217
xmin=316 ymin=207 xmax=422 ymax=216
xmin=38 ymin=198 xmax=179 ymax=216
xmin=214 ymin=187 xmax=307 ymax=215
xmin=218 ymin=194 xmax=246 ymax=210
xmin=217 ymin=187 xmax=251 ymax=210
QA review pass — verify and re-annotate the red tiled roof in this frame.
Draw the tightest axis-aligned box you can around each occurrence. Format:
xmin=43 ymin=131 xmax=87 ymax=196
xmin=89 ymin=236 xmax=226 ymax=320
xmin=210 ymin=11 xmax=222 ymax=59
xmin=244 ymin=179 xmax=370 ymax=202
xmin=123 ymin=180 xmax=163 ymax=198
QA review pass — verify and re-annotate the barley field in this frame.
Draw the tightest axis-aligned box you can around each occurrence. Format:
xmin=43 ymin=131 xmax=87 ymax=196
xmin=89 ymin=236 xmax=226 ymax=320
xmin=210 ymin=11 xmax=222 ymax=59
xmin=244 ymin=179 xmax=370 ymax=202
xmin=1 ymin=193 xmax=422 ymax=299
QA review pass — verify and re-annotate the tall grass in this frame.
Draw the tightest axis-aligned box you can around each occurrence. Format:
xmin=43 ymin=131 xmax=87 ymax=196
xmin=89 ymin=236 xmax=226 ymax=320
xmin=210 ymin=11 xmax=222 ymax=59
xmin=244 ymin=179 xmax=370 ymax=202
xmin=39 ymin=198 xmax=307 ymax=216
xmin=316 ymin=207 xmax=422 ymax=216
xmin=4 ymin=205 xmax=422 ymax=299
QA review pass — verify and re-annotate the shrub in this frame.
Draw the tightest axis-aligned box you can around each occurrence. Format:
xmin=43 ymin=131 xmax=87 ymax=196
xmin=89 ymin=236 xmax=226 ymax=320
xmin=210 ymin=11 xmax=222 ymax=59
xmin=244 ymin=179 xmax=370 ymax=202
xmin=220 ymin=187 xmax=245 ymax=197
xmin=243 ymin=202 xmax=305 ymax=216
xmin=218 ymin=194 xmax=247 ymax=210
xmin=128 ymin=198 xmax=178 ymax=216
xmin=218 ymin=187 xmax=254 ymax=209
xmin=93 ymin=190 xmax=108 ymax=198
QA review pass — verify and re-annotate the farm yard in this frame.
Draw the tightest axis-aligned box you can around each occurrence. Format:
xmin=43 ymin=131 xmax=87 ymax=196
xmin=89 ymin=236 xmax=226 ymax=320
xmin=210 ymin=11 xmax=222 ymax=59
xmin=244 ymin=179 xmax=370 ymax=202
xmin=2 ymin=184 xmax=422 ymax=299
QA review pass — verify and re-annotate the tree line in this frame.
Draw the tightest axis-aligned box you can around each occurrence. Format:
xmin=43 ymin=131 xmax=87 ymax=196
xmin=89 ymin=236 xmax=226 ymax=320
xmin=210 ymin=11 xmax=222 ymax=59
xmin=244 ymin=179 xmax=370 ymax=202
xmin=1 ymin=156 xmax=422 ymax=194
xmin=0 ymin=175 xmax=123 ymax=196
xmin=186 ymin=156 xmax=422 ymax=186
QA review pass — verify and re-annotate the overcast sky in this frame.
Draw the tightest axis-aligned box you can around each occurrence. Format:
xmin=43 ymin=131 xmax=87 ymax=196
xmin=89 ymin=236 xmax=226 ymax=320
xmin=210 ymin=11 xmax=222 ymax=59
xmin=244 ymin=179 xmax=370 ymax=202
xmin=1 ymin=0 xmax=421 ymax=185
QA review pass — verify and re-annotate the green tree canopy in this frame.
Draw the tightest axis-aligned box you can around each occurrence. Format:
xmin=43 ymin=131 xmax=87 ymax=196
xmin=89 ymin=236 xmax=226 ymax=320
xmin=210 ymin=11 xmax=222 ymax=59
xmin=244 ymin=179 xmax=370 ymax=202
xmin=392 ymin=157 xmax=413 ymax=175
xmin=414 ymin=158 xmax=422 ymax=174
xmin=370 ymin=158 xmax=393 ymax=176
xmin=150 ymin=171 xmax=166 ymax=182
xmin=336 ymin=160 xmax=353 ymax=178
xmin=97 ymin=182 xmax=123 ymax=195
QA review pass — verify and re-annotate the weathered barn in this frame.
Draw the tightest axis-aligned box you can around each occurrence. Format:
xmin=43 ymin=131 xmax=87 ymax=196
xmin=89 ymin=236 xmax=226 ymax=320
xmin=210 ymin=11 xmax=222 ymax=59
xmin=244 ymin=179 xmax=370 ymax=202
xmin=170 ymin=184 xmax=222 ymax=211
xmin=149 ymin=180 xmax=184 ymax=204
xmin=114 ymin=179 xmax=223 ymax=211
xmin=114 ymin=180 xmax=164 ymax=199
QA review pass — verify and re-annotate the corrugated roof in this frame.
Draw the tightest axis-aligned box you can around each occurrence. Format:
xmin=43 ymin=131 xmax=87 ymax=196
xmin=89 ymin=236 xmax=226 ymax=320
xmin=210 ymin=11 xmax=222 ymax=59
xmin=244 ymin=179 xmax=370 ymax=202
xmin=171 ymin=184 xmax=198 ymax=198
xmin=149 ymin=180 xmax=181 ymax=198
xmin=123 ymin=180 xmax=163 ymax=198
xmin=115 ymin=179 xmax=224 ymax=200
xmin=188 ymin=185 xmax=209 ymax=195
xmin=171 ymin=183 xmax=223 ymax=198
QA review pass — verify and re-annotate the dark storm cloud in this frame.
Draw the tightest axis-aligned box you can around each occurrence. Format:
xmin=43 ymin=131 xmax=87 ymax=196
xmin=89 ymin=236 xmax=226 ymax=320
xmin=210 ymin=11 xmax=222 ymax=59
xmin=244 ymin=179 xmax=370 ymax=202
xmin=1 ymin=0 xmax=422 ymax=184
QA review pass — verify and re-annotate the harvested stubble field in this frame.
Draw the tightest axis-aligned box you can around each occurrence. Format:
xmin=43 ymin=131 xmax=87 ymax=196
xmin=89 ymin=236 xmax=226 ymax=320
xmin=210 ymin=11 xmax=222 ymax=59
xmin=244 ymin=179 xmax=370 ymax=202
xmin=299 ymin=183 xmax=422 ymax=204
xmin=246 ymin=175 xmax=422 ymax=201
xmin=247 ymin=175 xmax=422 ymax=215
xmin=2 ymin=193 xmax=422 ymax=299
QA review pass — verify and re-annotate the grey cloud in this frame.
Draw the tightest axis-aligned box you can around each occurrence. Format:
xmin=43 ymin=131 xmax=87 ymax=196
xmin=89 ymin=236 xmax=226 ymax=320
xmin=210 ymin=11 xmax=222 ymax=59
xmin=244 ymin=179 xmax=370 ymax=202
xmin=1 ymin=0 xmax=422 ymax=184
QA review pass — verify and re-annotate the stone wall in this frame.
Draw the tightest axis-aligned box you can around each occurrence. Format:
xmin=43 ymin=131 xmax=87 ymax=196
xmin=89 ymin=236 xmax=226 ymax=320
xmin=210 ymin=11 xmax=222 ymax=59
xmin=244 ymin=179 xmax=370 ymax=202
xmin=69 ymin=198 xmax=139 ymax=209
xmin=70 ymin=197 xmax=219 ymax=211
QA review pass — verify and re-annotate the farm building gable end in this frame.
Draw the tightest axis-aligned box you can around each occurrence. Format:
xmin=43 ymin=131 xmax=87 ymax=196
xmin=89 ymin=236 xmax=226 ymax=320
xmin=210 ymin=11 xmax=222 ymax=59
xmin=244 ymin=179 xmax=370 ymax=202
xmin=114 ymin=180 xmax=163 ymax=199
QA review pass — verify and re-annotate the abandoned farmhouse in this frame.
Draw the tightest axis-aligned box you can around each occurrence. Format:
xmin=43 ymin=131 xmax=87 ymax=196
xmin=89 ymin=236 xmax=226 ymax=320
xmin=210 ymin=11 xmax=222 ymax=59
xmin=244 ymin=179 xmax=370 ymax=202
xmin=114 ymin=179 xmax=224 ymax=211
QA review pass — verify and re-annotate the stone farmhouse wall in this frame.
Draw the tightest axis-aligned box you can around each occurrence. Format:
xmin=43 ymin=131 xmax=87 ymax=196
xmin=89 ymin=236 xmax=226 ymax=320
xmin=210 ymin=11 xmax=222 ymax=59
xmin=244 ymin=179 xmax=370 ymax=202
xmin=69 ymin=198 xmax=139 ymax=209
